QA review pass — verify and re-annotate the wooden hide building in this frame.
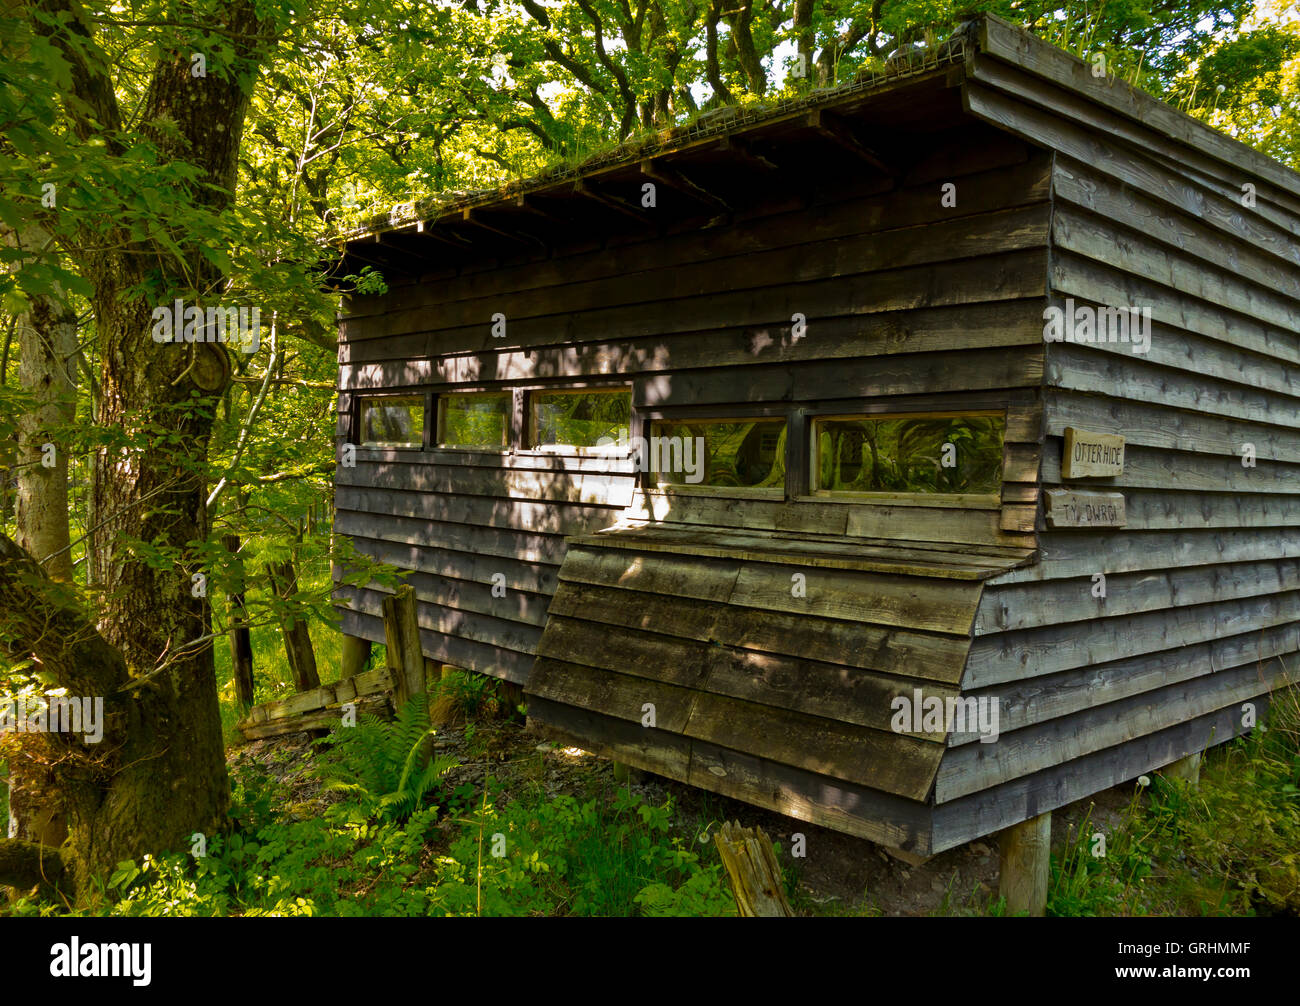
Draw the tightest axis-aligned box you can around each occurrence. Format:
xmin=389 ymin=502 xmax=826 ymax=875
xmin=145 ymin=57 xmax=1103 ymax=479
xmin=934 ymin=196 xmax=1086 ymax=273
xmin=330 ymin=14 xmax=1300 ymax=859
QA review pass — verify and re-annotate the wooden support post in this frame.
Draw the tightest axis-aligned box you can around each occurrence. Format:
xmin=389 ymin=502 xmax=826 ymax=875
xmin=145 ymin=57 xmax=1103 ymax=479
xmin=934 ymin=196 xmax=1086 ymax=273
xmin=498 ymin=679 xmax=525 ymax=719
xmin=340 ymin=634 xmax=372 ymax=680
xmin=1160 ymin=751 xmax=1202 ymax=790
xmin=998 ymin=812 xmax=1051 ymax=917
xmin=713 ymin=821 xmax=795 ymax=917
xmin=382 ymin=584 xmax=425 ymax=713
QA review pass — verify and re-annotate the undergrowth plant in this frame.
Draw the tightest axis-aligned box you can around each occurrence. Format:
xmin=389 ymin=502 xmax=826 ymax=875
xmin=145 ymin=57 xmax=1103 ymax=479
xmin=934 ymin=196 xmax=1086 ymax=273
xmin=313 ymin=694 xmax=458 ymax=821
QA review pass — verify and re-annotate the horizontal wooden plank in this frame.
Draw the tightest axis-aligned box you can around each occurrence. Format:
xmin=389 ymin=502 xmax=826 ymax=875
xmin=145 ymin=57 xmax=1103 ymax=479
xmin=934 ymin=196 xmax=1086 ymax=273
xmin=340 ymin=300 xmax=1048 ymax=390
xmin=952 ymin=619 xmax=1300 ymax=745
xmin=1052 ymin=155 xmax=1300 ymax=305
xmin=930 ymin=701 xmax=1256 ymax=852
xmin=338 ymin=607 xmax=534 ymax=684
xmin=338 ymin=565 xmax=553 ymax=627
xmin=545 ymin=580 xmax=971 ymax=683
xmin=557 ymin=544 xmax=983 ymax=633
xmin=964 ymin=588 xmax=1300 ymax=687
xmin=348 ymin=246 xmax=1050 ymax=365
xmin=365 ymin=203 xmax=1051 ymax=343
xmin=529 ymin=657 xmax=941 ymax=799
xmin=975 ymin=557 xmax=1300 ymax=634
xmin=580 ymin=517 xmax=1033 ymax=576
xmin=1048 ymin=252 xmax=1300 ymax=371
xmin=352 ymin=446 xmax=638 ymax=475
xmin=1052 ymin=205 xmax=1300 ymax=341
xmin=535 ymin=614 xmax=955 ymax=740
xmin=334 ymin=584 xmax=543 ymax=657
xmin=963 ymin=75 xmax=1300 ymax=271
xmin=238 ymin=696 xmax=392 ymax=742
xmin=335 ymin=485 xmax=615 ymax=542
xmin=341 ymin=531 xmax=561 ymax=593
xmin=342 ymin=152 xmax=1053 ymax=327
xmin=637 ymin=343 xmax=1045 ymax=408
xmin=1044 ymin=389 xmax=1300 ymax=465
xmin=972 ymin=27 xmax=1300 ymax=208
xmin=1044 ymin=441 xmax=1300 ymax=494
xmin=337 ymin=461 xmax=636 ymax=507
xmin=334 ymin=509 xmax=566 ymax=572
xmin=988 ymin=526 xmax=1300 ymax=583
xmin=937 ymin=656 xmax=1297 ymax=801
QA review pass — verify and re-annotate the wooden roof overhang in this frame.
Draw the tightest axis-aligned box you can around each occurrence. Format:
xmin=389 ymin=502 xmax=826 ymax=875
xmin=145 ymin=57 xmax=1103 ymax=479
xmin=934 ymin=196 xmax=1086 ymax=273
xmin=327 ymin=56 xmax=974 ymax=281
xmin=327 ymin=11 xmax=1300 ymax=288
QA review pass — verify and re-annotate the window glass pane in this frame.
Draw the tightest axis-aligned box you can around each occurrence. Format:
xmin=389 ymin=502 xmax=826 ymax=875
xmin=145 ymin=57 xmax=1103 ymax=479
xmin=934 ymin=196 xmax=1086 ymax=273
xmin=651 ymin=419 xmax=786 ymax=488
xmin=531 ymin=389 xmax=631 ymax=448
xmin=439 ymin=393 xmax=510 ymax=448
xmin=814 ymin=415 xmax=1005 ymax=494
xmin=360 ymin=396 xmax=424 ymax=448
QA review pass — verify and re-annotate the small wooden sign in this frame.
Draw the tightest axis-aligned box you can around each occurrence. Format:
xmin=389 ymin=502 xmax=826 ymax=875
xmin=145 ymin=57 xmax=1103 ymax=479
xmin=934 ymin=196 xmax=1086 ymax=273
xmin=1044 ymin=488 xmax=1126 ymax=528
xmin=1062 ymin=427 xmax=1125 ymax=478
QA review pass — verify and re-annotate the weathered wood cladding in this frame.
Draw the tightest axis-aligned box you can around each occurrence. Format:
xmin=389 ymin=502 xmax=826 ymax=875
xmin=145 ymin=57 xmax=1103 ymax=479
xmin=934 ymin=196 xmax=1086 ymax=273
xmin=334 ymin=102 xmax=1054 ymax=711
xmin=333 ymin=15 xmax=1300 ymax=855
xmin=938 ymin=21 xmax=1300 ymax=845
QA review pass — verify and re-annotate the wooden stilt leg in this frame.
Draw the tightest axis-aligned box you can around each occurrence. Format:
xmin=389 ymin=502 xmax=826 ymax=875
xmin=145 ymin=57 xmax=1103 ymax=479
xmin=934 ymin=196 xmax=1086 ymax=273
xmin=1161 ymin=751 xmax=1202 ymax=790
xmin=340 ymin=633 xmax=372 ymax=679
xmin=999 ymin=811 xmax=1051 ymax=917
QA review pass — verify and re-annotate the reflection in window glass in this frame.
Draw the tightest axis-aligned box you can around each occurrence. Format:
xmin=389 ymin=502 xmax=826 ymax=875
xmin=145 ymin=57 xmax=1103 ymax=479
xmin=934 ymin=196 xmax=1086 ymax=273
xmin=814 ymin=415 xmax=1005 ymax=494
xmin=531 ymin=389 xmax=631 ymax=447
xmin=360 ymin=396 xmax=424 ymax=448
xmin=439 ymin=392 xmax=510 ymax=448
xmin=651 ymin=419 xmax=786 ymax=488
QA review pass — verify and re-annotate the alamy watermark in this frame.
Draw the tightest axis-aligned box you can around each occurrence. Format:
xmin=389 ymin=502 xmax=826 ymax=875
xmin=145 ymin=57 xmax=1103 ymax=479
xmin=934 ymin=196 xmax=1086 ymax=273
xmin=150 ymin=299 xmax=261 ymax=353
xmin=891 ymin=689 xmax=1000 ymax=743
xmin=1043 ymin=298 xmax=1152 ymax=355
xmin=1 ymin=695 xmax=105 ymax=744
xmin=594 ymin=426 xmax=704 ymax=483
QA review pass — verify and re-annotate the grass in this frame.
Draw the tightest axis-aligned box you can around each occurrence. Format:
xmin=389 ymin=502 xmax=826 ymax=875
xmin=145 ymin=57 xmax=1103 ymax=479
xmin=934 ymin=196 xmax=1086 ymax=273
xmin=1045 ymin=682 xmax=1300 ymax=917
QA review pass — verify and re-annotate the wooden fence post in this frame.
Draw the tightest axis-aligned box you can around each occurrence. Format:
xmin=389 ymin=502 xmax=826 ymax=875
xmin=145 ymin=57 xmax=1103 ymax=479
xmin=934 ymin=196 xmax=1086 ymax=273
xmin=999 ymin=811 xmax=1051 ymax=917
xmin=713 ymin=821 xmax=795 ymax=917
xmin=383 ymin=584 xmax=426 ymax=712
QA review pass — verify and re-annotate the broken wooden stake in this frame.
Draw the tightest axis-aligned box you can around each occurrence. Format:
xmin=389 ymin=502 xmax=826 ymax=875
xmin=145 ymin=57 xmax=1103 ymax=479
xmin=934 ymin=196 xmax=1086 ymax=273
xmin=713 ymin=821 xmax=795 ymax=917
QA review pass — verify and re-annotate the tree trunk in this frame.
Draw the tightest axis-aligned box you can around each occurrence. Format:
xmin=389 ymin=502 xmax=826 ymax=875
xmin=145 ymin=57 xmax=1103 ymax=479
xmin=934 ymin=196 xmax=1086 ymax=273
xmin=266 ymin=558 xmax=320 ymax=692
xmin=14 ymin=272 xmax=77 ymax=582
xmin=5 ymin=222 xmax=78 ymax=850
xmin=223 ymin=534 xmax=255 ymax=707
xmin=0 ymin=0 xmax=274 ymax=898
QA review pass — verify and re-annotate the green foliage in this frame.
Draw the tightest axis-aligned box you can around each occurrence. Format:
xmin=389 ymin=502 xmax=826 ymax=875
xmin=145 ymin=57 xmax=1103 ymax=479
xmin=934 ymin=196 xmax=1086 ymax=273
xmin=434 ymin=668 xmax=509 ymax=722
xmin=313 ymin=694 xmax=459 ymax=822
xmin=18 ymin=761 xmax=737 ymax=918
xmin=1048 ymin=685 xmax=1300 ymax=917
xmin=437 ymin=785 xmax=738 ymax=917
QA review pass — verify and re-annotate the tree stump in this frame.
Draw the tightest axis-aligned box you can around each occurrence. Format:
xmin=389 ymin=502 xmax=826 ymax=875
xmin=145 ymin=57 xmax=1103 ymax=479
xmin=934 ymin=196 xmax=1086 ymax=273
xmin=713 ymin=821 xmax=795 ymax=917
